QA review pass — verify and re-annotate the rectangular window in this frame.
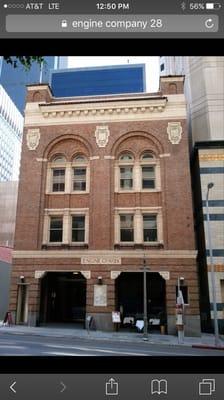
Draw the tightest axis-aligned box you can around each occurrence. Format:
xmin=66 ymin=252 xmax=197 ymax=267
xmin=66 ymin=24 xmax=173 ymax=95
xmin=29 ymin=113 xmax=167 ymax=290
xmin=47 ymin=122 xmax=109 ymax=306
xmin=73 ymin=168 xmax=86 ymax=191
xmin=142 ymin=166 xmax=155 ymax=189
xmin=49 ymin=217 xmax=63 ymax=242
xmin=52 ymin=169 xmax=65 ymax=192
xmin=120 ymin=166 xmax=133 ymax=189
xmin=120 ymin=214 xmax=134 ymax=242
xmin=143 ymin=214 xmax=157 ymax=242
xmin=72 ymin=215 xmax=85 ymax=242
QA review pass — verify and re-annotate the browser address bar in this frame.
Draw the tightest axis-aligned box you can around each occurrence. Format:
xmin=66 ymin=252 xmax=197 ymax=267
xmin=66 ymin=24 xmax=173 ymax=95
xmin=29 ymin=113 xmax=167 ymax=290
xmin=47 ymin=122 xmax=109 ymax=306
xmin=6 ymin=14 xmax=219 ymax=33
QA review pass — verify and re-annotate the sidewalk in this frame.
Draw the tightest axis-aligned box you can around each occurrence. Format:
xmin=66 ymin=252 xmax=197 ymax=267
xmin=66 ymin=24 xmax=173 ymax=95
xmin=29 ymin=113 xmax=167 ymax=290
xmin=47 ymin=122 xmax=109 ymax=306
xmin=1 ymin=323 xmax=224 ymax=348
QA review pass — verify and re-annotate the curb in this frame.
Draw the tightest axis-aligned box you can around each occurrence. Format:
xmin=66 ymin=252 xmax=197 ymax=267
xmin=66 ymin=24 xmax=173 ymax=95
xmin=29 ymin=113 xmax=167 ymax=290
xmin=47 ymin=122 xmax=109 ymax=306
xmin=0 ymin=328 xmax=208 ymax=348
xmin=192 ymin=344 xmax=224 ymax=351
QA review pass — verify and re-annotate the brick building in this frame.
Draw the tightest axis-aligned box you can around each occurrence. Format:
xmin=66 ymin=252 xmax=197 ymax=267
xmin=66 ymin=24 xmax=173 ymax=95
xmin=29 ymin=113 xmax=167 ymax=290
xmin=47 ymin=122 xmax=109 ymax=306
xmin=10 ymin=75 xmax=201 ymax=336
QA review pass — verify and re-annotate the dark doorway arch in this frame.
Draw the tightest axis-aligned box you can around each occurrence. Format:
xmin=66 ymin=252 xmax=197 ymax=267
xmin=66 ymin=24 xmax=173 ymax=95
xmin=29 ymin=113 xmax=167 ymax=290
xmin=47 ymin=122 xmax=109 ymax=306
xmin=39 ymin=272 xmax=86 ymax=324
xmin=115 ymin=272 xmax=166 ymax=325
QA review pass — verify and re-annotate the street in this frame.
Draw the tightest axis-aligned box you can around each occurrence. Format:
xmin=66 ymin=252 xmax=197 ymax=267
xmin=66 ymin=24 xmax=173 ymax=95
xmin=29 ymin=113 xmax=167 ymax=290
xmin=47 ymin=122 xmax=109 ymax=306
xmin=0 ymin=332 xmax=223 ymax=356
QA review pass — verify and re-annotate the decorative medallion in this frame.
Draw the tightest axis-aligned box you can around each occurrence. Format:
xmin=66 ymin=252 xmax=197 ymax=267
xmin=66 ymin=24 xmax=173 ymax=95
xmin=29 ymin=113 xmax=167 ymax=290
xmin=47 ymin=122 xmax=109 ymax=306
xmin=95 ymin=125 xmax=110 ymax=147
xmin=26 ymin=128 xmax=40 ymax=150
xmin=167 ymin=122 xmax=182 ymax=144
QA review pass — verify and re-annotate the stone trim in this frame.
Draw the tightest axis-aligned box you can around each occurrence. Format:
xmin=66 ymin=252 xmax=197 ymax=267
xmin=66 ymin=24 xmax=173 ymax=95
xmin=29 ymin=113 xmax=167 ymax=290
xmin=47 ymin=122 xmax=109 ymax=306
xmin=159 ymin=153 xmax=171 ymax=158
xmin=24 ymin=97 xmax=186 ymax=126
xmin=111 ymin=271 xmax=122 ymax=279
xmin=39 ymin=99 xmax=167 ymax=119
xmin=36 ymin=158 xmax=48 ymax=162
xmin=12 ymin=249 xmax=198 ymax=259
xmin=90 ymin=156 xmax=100 ymax=160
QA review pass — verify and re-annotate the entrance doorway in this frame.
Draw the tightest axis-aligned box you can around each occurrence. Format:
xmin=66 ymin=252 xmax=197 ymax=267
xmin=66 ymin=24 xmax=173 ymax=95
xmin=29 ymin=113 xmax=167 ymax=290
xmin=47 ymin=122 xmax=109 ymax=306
xmin=115 ymin=272 xmax=166 ymax=329
xmin=39 ymin=272 xmax=86 ymax=324
xmin=16 ymin=283 xmax=29 ymax=324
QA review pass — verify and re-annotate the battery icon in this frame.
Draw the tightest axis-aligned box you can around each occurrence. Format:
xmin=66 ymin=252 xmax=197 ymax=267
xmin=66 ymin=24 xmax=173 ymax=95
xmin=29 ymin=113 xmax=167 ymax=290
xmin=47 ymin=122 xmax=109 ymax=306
xmin=206 ymin=3 xmax=222 ymax=9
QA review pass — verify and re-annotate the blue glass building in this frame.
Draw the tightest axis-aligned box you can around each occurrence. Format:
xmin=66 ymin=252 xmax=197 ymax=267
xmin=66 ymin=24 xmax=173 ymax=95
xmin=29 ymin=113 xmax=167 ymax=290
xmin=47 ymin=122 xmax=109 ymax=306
xmin=50 ymin=64 xmax=146 ymax=98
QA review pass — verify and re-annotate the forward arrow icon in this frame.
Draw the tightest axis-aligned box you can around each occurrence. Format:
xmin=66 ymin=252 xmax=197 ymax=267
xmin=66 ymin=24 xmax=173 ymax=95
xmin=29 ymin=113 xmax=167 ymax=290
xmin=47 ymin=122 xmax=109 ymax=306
xmin=60 ymin=381 xmax=66 ymax=393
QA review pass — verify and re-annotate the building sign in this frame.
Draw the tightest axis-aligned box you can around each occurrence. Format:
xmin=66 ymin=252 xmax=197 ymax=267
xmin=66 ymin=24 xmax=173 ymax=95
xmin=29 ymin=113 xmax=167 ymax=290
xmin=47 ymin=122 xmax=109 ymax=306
xmin=81 ymin=256 xmax=121 ymax=265
xmin=112 ymin=311 xmax=121 ymax=323
xmin=94 ymin=285 xmax=107 ymax=306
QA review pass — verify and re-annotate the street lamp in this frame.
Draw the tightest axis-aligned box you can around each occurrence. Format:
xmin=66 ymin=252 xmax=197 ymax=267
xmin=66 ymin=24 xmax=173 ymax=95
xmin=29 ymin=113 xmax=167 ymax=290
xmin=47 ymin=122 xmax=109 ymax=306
xmin=205 ymin=182 xmax=220 ymax=347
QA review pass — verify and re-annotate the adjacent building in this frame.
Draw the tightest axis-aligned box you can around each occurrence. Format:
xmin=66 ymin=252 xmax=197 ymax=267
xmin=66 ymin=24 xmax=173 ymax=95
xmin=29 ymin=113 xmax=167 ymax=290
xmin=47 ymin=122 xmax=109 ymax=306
xmin=0 ymin=85 xmax=23 ymax=181
xmin=0 ymin=181 xmax=19 ymax=247
xmin=0 ymin=246 xmax=12 ymax=320
xmin=160 ymin=56 xmax=224 ymax=333
xmin=9 ymin=75 xmax=201 ymax=336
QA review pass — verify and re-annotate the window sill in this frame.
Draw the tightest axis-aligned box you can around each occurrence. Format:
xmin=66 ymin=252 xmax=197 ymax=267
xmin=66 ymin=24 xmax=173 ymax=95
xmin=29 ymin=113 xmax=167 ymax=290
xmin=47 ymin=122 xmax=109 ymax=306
xmin=115 ymin=189 xmax=161 ymax=193
xmin=71 ymin=191 xmax=89 ymax=194
xmin=42 ymin=243 xmax=88 ymax=249
xmin=46 ymin=192 xmax=67 ymax=195
xmin=46 ymin=191 xmax=89 ymax=195
xmin=114 ymin=242 xmax=164 ymax=250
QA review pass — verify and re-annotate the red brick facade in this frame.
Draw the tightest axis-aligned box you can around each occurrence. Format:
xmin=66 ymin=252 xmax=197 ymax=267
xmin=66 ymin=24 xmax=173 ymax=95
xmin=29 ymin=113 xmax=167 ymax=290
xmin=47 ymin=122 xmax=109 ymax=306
xmin=10 ymin=76 xmax=201 ymax=335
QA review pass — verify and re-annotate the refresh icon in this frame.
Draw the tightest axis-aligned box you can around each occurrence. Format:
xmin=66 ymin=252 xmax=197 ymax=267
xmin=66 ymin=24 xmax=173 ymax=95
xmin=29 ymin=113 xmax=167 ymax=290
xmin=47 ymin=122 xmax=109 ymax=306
xmin=205 ymin=18 xmax=215 ymax=28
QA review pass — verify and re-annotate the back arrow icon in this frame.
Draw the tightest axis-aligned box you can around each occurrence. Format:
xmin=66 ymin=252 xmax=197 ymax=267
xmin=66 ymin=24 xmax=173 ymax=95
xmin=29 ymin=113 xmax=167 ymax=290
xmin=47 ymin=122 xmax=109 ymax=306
xmin=60 ymin=381 xmax=66 ymax=393
xmin=10 ymin=381 xmax=16 ymax=393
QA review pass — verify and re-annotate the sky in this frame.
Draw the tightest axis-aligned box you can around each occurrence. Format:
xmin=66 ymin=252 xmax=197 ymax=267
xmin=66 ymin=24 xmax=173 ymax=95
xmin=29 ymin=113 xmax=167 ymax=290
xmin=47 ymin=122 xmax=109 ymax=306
xmin=69 ymin=56 xmax=160 ymax=93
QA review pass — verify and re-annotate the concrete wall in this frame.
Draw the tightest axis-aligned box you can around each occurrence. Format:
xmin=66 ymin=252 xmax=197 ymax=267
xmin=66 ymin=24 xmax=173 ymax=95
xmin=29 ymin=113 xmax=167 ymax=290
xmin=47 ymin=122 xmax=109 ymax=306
xmin=0 ymin=259 xmax=11 ymax=320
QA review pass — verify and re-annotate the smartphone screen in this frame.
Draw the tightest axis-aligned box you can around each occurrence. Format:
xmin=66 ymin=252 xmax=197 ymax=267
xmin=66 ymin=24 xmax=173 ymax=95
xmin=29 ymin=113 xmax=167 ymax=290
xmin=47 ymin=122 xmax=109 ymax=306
xmin=0 ymin=1 xmax=224 ymax=399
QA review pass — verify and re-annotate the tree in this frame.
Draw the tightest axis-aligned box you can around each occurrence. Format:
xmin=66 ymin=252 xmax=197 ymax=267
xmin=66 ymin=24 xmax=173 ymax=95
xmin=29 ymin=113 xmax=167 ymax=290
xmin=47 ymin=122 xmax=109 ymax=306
xmin=3 ymin=56 xmax=44 ymax=70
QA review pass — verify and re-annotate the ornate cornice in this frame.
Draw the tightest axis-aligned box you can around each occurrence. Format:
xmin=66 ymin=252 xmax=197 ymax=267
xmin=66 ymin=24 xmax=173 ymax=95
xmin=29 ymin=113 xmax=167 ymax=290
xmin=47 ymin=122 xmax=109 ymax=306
xmin=39 ymin=98 xmax=167 ymax=120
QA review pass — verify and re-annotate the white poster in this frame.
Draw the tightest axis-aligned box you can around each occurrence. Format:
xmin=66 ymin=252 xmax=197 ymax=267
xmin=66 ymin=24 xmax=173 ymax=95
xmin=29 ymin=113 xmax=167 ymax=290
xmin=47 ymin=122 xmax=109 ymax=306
xmin=94 ymin=285 xmax=107 ymax=306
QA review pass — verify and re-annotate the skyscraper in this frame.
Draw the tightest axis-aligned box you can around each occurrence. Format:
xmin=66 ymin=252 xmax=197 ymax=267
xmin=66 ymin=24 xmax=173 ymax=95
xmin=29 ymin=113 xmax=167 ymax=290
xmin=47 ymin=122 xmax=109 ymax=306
xmin=0 ymin=85 xmax=23 ymax=181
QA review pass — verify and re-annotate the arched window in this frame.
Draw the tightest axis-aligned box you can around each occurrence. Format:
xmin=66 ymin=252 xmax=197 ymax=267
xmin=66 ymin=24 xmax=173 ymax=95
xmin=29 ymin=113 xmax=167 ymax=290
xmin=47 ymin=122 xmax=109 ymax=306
xmin=119 ymin=152 xmax=134 ymax=190
xmin=73 ymin=155 xmax=87 ymax=163
xmin=51 ymin=155 xmax=66 ymax=163
xmin=72 ymin=154 xmax=88 ymax=191
xmin=51 ymin=155 xmax=66 ymax=192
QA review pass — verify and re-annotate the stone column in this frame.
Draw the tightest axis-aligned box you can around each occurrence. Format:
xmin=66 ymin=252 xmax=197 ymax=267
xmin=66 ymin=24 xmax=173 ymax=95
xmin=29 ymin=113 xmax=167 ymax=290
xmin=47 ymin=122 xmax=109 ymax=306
xmin=114 ymin=210 xmax=120 ymax=244
xmin=134 ymin=209 xmax=142 ymax=243
xmin=65 ymin=162 xmax=72 ymax=193
xmin=62 ymin=209 xmax=70 ymax=244
xmin=157 ymin=210 xmax=163 ymax=243
xmin=45 ymin=166 xmax=51 ymax=193
xmin=155 ymin=162 xmax=161 ymax=190
xmin=42 ymin=212 xmax=49 ymax=244
xmin=85 ymin=212 xmax=89 ymax=244
xmin=114 ymin=164 xmax=120 ymax=192
xmin=133 ymin=163 xmax=141 ymax=191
